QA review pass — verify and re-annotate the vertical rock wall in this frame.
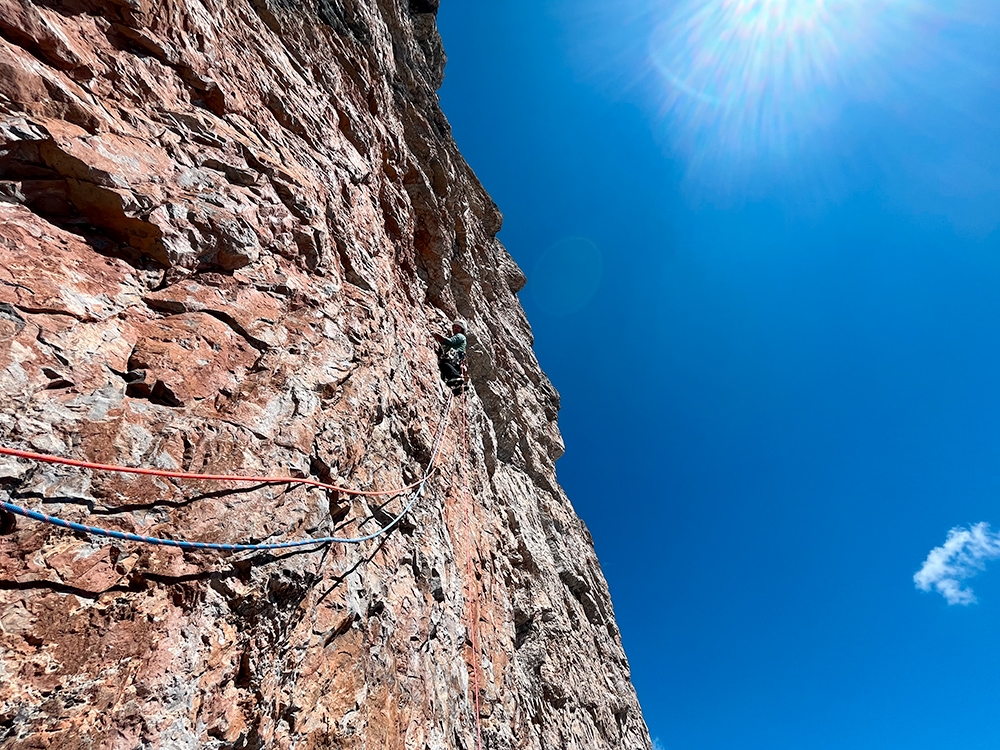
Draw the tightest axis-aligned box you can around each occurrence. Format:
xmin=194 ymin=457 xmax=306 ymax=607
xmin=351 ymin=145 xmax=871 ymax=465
xmin=0 ymin=1 xmax=652 ymax=748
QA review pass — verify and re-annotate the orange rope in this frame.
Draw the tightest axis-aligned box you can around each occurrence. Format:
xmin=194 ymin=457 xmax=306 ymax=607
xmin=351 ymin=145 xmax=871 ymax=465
xmin=0 ymin=445 xmax=432 ymax=498
xmin=460 ymin=367 xmax=485 ymax=750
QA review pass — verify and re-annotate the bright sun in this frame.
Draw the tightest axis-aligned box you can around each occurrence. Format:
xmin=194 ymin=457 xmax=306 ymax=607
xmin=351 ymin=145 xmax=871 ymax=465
xmin=648 ymin=0 xmax=919 ymax=161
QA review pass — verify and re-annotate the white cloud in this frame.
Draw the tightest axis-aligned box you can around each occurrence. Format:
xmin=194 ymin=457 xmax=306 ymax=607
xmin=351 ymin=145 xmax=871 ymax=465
xmin=652 ymin=739 xmax=667 ymax=750
xmin=914 ymin=523 xmax=1000 ymax=605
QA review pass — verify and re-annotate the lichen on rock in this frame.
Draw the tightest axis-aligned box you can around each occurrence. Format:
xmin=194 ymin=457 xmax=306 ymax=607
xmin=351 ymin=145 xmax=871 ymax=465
xmin=0 ymin=1 xmax=651 ymax=748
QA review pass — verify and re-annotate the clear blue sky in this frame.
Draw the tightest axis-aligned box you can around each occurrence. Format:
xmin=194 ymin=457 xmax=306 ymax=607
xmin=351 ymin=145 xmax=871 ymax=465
xmin=436 ymin=2 xmax=1000 ymax=748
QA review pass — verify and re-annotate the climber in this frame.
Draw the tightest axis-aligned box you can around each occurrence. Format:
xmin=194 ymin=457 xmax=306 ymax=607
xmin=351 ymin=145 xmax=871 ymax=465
xmin=433 ymin=320 xmax=468 ymax=395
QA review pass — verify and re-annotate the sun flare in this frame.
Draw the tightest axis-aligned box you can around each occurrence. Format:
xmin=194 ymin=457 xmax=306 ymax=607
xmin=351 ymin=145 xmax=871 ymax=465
xmin=649 ymin=0 xmax=912 ymax=161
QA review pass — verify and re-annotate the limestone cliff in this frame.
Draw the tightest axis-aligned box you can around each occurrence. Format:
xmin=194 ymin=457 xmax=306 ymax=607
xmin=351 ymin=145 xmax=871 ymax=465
xmin=0 ymin=1 xmax=652 ymax=748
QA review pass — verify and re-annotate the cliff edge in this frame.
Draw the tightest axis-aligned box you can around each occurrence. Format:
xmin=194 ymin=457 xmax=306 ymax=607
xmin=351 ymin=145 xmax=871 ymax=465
xmin=0 ymin=1 xmax=652 ymax=748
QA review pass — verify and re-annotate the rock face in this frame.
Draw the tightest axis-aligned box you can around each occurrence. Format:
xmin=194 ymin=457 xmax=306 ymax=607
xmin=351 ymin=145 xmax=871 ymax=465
xmin=0 ymin=1 xmax=651 ymax=748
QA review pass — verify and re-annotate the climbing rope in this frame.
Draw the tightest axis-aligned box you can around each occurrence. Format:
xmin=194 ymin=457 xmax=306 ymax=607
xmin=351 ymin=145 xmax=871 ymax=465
xmin=0 ymin=448 xmax=428 ymax=498
xmin=459 ymin=363 xmax=485 ymax=750
xmin=0 ymin=394 xmax=453 ymax=551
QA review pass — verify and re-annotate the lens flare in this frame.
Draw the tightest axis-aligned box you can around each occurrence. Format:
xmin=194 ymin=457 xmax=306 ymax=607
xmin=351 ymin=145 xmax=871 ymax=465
xmin=648 ymin=0 xmax=927 ymax=164
xmin=654 ymin=0 xmax=878 ymax=157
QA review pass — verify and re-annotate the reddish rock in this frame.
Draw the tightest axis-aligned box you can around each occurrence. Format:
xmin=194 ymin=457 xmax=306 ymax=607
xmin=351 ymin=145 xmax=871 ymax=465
xmin=0 ymin=1 xmax=651 ymax=748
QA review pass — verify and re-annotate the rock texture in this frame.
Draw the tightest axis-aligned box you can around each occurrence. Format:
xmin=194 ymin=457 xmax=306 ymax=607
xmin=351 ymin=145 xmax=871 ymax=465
xmin=0 ymin=1 xmax=651 ymax=748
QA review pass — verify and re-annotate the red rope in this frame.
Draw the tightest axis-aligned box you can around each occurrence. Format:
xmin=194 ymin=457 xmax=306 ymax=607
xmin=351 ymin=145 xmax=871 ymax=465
xmin=459 ymin=364 xmax=485 ymax=750
xmin=0 ymin=446 xmax=432 ymax=498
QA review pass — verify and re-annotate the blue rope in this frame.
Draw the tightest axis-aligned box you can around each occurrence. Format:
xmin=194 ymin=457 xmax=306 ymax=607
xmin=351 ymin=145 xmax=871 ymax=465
xmin=0 ymin=394 xmax=453 ymax=551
